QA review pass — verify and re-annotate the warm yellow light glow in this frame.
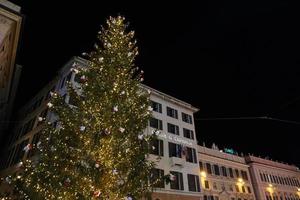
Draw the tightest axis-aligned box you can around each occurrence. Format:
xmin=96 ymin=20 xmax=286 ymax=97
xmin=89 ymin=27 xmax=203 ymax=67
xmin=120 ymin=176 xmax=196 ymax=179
xmin=297 ymin=188 xmax=300 ymax=192
xmin=269 ymin=184 xmax=273 ymax=188
xmin=200 ymin=171 xmax=207 ymax=178
xmin=238 ymin=178 xmax=244 ymax=183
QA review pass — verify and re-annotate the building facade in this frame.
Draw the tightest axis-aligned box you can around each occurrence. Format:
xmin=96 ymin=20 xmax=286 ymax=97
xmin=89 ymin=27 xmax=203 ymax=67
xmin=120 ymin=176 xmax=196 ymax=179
xmin=245 ymin=156 xmax=300 ymax=200
xmin=0 ymin=0 xmax=22 ymax=138
xmin=198 ymin=145 xmax=256 ymax=200
xmin=144 ymin=85 xmax=201 ymax=200
xmin=0 ymin=56 xmax=202 ymax=199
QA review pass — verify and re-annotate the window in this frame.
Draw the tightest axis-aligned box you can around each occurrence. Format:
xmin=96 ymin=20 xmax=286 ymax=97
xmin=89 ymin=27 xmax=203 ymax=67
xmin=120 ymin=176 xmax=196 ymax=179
xmin=221 ymin=166 xmax=227 ymax=177
xmin=150 ymin=139 xmax=164 ymax=156
xmin=270 ymin=175 xmax=274 ymax=183
xmin=214 ymin=164 xmax=220 ymax=176
xmin=199 ymin=161 xmax=204 ymax=171
xmin=168 ymin=142 xmax=182 ymax=158
xmin=183 ymin=128 xmax=194 ymax=139
xmin=260 ymin=173 xmax=264 ymax=182
xmin=204 ymin=180 xmax=210 ymax=189
xmin=170 ymin=171 xmax=184 ymax=190
xmin=241 ymin=171 xmax=248 ymax=181
xmin=182 ymin=112 xmax=193 ymax=124
xmin=167 ymin=107 xmax=178 ymax=119
xmin=235 ymin=169 xmax=240 ymax=178
xmin=188 ymin=174 xmax=200 ymax=192
xmin=206 ymin=163 xmax=212 ymax=174
xmin=151 ymin=101 xmax=162 ymax=113
xmin=185 ymin=147 xmax=197 ymax=163
xmin=235 ymin=185 xmax=240 ymax=192
xmin=167 ymin=123 xmax=179 ymax=135
xmin=229 ymin=168 xmax=234 ymax=178
xmin=247 ymin=186 xmax=251 ymax=193
xmin=151 ymin=168 xmax=164 ymax=188
xmin=242 ymin=186 xmax=246 ymax=193
xmin=149 ymin=117 xmax=163 ymax=130
xmin=263 ymin=174 xmax=268 ymax=182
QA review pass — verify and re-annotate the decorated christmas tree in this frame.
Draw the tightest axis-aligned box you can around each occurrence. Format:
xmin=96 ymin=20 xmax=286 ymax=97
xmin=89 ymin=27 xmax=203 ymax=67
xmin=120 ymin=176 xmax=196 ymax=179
xmin=12 ymin=16 xmax=159 ymax=200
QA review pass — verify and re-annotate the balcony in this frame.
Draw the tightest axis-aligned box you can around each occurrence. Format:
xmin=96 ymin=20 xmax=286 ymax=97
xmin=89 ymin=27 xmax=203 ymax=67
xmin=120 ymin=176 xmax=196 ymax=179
xmin=169 ymin=156 xmax=184 ymax=167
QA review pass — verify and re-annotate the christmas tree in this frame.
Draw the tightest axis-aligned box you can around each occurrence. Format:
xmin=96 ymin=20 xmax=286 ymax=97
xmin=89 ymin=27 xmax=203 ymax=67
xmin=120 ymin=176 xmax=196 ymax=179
xmin=12 ymin=16 xmax=159 ymax=200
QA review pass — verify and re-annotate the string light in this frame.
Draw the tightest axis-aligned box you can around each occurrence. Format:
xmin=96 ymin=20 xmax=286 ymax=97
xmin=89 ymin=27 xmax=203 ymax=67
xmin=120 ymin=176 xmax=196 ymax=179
xmin=6 ymin=16 xmax=161 ymax=200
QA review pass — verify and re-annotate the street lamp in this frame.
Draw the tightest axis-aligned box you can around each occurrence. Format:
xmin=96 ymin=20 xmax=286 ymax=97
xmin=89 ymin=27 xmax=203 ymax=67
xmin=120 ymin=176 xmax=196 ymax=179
xmin=200 ymin=171 xmax=207 ymax=178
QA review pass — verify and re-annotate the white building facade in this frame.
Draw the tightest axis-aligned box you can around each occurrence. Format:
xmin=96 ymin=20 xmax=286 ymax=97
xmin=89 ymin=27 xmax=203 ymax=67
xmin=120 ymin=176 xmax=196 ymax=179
xmin=145 ymin=85 xmax=201 ymax=200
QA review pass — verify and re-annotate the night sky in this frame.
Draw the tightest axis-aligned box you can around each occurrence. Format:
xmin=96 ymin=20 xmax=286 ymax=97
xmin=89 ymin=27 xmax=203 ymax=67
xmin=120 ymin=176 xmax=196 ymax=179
xmin=10 ymin=1 xmax=300 ymax=166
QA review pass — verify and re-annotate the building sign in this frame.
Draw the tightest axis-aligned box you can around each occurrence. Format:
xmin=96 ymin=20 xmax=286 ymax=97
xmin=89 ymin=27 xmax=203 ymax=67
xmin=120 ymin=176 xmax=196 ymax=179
xmin=224 ymin=148 xmax=235 ymax=154
xmin=158 ymin=133 xmax=193 ymax=146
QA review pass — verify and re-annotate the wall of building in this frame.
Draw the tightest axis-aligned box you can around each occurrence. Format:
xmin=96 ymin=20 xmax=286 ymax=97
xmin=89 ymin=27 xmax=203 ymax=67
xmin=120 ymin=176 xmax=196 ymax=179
xmin=0 ymin=0 xmax=22 ymax=139
xmin=245 ymin=156 xmax=300 ymax=200
xmin=198 ymin=145 xmax=256 ymax=200
xmin=145 ymin=85 xmax=200 ymax=198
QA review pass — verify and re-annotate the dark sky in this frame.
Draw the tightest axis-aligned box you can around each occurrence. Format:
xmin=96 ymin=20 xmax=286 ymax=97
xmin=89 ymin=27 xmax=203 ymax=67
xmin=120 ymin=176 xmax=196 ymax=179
xmin=10 ymin=1 xmax=300 ymax=166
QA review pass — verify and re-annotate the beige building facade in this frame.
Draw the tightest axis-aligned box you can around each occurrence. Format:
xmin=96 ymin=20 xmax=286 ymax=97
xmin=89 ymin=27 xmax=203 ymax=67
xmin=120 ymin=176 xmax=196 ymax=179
xmin=245 ymin=156 xmax=300 ymax=200
xmin=0 ymin=0 xmax=22 ymax=138
xmin=198 ymin=145 xmax=256 ymax=200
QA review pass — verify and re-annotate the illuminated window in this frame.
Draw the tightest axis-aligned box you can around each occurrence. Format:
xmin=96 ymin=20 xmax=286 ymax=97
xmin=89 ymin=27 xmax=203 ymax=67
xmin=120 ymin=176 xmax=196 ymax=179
xmin=235 ymin=185 xmax=240 ymax=193
xmin=204 ymin=180 xmax=210 ymax=189
xmin=242 ymin=186 xmax=246 ymax=193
